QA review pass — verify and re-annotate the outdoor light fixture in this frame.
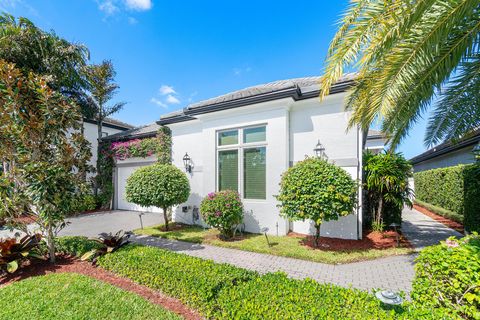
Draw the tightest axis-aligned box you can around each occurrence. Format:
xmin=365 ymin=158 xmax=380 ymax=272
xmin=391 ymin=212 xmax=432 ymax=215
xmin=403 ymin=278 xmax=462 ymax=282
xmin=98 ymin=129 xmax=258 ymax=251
xmin=375 ymin=290 xmax=403 ymax=306
xmin=473 ymin=142 xmax=480 ymax=160
xmin=183 ymin=152 xmax=192 ymax=173
xmin=314 ymin=140 xmax=326 ymax=159
xmin=260 ymin=227 xmax=272 ymax=247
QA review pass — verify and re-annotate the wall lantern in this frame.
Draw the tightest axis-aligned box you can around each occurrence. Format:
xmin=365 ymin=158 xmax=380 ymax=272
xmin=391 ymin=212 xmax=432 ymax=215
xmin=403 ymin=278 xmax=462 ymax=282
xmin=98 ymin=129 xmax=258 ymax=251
xmin=183 ymin=153 xmax=192 ymax=173
xmin=313 ymin=140 xmax=326 ymax=160
xmin=473 ymin=142 xmax=480 ymax=161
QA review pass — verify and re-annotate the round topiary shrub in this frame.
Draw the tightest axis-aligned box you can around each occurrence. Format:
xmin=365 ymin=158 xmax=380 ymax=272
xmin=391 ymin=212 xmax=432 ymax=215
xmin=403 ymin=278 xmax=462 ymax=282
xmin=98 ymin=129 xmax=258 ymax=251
xmin=276 ymin=157 xmax=356 ymax=247
xmin=126 ymin=164 xmax=190 ymax=230
xmin=200 ymin=190 xmax=243 ymax=239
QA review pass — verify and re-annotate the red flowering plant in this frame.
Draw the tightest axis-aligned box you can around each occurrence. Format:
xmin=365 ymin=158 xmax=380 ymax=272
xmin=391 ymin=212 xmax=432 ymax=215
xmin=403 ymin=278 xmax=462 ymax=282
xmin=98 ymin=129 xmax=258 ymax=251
xmin=200 ymin=190 xmax=243 ymax=239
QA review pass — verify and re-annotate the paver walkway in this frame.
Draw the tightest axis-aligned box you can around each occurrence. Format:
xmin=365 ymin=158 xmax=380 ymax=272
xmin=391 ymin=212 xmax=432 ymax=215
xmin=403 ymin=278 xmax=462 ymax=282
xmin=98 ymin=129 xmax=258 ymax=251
xmin=401 ymin=207 xmax=463 ymax=250
xmin=132 ymin=207 xmax=463 ymax=294
xmin=131 ymin=235 xmax=416 ymax=293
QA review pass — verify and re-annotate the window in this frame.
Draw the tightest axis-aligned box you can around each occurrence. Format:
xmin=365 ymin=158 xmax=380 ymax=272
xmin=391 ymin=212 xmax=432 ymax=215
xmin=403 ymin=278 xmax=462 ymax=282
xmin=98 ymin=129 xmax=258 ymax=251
xmin=217 ymin=125 xmax=267 ymax=200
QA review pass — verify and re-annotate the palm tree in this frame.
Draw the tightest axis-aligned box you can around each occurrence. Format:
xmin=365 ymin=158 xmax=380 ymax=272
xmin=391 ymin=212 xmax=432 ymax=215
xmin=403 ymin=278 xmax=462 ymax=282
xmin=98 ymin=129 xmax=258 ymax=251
xmin=320 ymin=0 xmax=480 ymax=148
xmin=84 ymin=60 xmax=126 ymax=195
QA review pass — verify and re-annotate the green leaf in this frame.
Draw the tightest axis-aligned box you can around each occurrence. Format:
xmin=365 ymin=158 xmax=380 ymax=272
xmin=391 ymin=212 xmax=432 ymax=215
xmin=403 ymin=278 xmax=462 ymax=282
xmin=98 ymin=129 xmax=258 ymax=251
xmin=7 ymin=260 xmax=18 ymax=273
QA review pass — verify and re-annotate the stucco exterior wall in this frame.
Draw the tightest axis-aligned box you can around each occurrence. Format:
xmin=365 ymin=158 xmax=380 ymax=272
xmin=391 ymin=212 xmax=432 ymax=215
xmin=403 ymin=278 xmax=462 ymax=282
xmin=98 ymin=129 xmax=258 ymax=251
xmin=83 ymin=122 xmax=126 ymax=169
xmin=168 ymin=92 xmax=363 ymax=239
xmin=413 ymin=146 xmax=476 ymax=173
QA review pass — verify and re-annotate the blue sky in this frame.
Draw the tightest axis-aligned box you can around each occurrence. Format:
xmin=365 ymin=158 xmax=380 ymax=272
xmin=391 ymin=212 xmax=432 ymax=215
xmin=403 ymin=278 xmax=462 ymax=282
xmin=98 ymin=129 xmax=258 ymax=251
xmin=0 ymin=0 xmax=431 ymax=158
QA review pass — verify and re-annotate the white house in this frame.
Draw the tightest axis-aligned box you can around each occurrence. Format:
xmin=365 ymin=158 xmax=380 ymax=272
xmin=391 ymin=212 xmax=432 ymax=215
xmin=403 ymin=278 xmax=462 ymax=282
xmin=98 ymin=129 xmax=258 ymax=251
xmin=82 ymin=118 xmax=133 ymax=169
xmin=109 ymin=75 xmax=385 ymax=240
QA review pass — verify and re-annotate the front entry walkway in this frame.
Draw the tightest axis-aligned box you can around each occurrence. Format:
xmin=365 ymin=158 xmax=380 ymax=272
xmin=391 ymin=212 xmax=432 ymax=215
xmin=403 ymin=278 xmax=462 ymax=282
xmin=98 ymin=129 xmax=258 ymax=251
xmin=131 ymin=235 xmax=416 ymax=293
xmin=131 ymin=207 xmax=463 ymax=294
xmin=401 ymin=207 xmax=463 ymax=250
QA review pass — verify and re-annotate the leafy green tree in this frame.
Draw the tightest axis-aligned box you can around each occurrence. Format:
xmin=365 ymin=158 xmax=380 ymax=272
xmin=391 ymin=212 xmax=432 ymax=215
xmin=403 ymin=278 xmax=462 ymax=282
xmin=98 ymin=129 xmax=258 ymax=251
xmin=276 ymin=158 xmax=356 ymax=247
xmin=0 ymin=60 xmax=89 ymax=263
xmin=363 ymin=151 xmax=413 ymax=231
xmin=84 ymin=60 xmax=126 ymax=194
xmin=0 ymin=13 xmax=90 ymax=113
xmin=126 ymin=164 xmax=190 ymax=230
xmin=320 ymin=0 xmax=480 ymax=147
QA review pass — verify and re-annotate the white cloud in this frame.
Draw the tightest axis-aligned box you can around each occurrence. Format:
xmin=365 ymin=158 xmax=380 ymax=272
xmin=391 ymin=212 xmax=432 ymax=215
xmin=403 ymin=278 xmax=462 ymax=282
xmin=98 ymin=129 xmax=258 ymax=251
xmin=233 ymin=66 xmax=252 ymax=76
xmin=127 ymin=17 xmax=138 ymax=24
xmin=124 ymin=0 xmax=152 ymax=11
xmin=150 ymin=98 xmax=168 ymax=108
xmin=159 ymin=85 xmax=176 ymax=96
xmin=98 ymin=0 xmax=119 ymax=15
xmin=166 ymin=94 xmax=180 ymax=104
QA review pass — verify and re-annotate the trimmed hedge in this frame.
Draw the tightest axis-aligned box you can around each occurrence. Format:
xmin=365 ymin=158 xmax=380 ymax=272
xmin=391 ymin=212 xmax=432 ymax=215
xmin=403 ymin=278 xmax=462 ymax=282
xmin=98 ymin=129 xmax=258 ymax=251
xmin=412 ymin=234 xmax=480 ymax=319
xmin=414 ymin=199 xmax=464 ymax=223
xmin=95 ymin=244 xmax=450 ymax=319
xmin=414 ymin=164 xmax=480 ymax=232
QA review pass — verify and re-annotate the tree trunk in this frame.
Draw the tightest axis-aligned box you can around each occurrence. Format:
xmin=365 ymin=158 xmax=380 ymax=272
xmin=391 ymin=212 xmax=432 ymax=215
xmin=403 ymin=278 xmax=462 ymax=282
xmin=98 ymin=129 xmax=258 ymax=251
xmin=163 ymin=207 xmax=169 ymax=231
xmin=376 ymin=197 xmax=383 ymax=226
xmin=94 ymin=114 xmax=103 ymax=196
xmin=47 ymin=222 xmax=56 ymax=264
xmin=314 ymin=223 xmax=321 ymax=248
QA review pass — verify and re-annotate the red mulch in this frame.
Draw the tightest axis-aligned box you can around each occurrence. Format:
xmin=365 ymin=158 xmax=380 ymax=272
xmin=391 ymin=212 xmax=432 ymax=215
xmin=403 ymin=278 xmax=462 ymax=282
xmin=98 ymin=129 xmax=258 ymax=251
xmin=288 ymin=230 xmax=412 ymax=251
xmin=413 ymin=204 xmax=464 ymax=233
xmin=0 ymin=257 xmax=202 ymax=320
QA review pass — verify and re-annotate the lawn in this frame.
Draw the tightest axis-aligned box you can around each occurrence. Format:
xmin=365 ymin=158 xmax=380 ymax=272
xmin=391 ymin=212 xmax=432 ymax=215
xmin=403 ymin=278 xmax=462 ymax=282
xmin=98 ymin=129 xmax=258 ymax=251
xmin=0 ymin=273 xmax=181 ymax=320
xmin=135 ymin=223 xmax=413 ymax=264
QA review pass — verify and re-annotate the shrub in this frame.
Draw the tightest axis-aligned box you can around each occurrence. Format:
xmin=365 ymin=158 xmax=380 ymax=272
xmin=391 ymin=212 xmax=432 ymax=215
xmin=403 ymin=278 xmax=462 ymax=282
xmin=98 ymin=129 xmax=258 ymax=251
xmin=126 ymin=164 xmax=190 ymax=230
xmin=414 ymin=164 xmax=480 ymax=232
xmin=363 ymin=151 xmax=413 ymax=230
xmin=200 ymin=190 xmax=243 ymax=238
xmin=0 ymin=234 xmax=43 ymax=274
xmin=98 ymin=245 xmax=256 ymax=316
xmin=412 ymin=234 xmax=480 ymax=319
xmin=98 ymin=244 xmax=449 ymax=319
xmin=81 ymin=230 xmax=131 ymax=263
xmin=276 ymin=157 xmax=356 ymax=246
xmin=48 ymin=236 xmax=103 ymax=257
xmin=414 ymin=199 xmax=463 ymax=223
xmin=69 ymin=193 xmax=97 ymax=215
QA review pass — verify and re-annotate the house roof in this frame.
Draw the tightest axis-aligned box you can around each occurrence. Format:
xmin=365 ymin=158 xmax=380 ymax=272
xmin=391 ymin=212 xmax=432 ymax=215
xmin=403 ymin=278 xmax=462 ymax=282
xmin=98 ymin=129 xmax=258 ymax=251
xmin=104 ymin=74 xmax=361 ymax=142
xmin=158 ymin=74 xmax=357 ymax=125
xmin=102 ymin=122 xmax=160 ymax=141
xmin=84 ymin=117 xmax=134 ymax=131
xmin=367 ymin=129 xmax=386 ymax=140
xmin=410 ymin=130 xmax=480 ymax=165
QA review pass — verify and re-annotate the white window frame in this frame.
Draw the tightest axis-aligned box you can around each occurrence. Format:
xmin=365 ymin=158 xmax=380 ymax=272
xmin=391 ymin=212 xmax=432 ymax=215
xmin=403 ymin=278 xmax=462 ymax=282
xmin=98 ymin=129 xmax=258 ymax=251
xmin=216 ymin=124 xmax=267 ymax=200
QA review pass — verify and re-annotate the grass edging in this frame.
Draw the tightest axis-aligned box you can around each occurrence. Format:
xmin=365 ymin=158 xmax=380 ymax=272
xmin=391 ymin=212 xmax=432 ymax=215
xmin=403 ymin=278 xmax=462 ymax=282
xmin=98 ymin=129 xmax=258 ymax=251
xmin=414 ymin=199 xmax=463 ymax=224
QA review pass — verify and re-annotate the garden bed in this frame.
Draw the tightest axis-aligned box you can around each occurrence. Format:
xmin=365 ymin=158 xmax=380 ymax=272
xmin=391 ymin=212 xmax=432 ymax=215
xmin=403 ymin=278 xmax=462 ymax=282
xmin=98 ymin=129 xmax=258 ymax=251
xmin=135 ymin=223 xmax=413 ymax=264
xmin=0 ymin=256 xmax=201 ymax=320
xmin=413 ymin=203 xmax=464 ymax=233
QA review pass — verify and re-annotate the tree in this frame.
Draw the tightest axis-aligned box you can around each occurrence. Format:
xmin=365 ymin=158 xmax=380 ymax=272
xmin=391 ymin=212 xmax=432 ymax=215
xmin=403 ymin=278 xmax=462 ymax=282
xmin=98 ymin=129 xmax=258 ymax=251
xmin=320 ymin=0 xmax=480 ymax=148
xmin=276 ymin=158 xmax=356 ymax=247
xmin=363 ymin=151 xmax=413 ymax=231
xmin=200 ymin=190 xmax=243 ymax=239
xmin=84 ymin=60 xmax=125 ymax=195
xmin=0 ymin=13 xmax=91 ymax=114
xmin=0 ymin=60 xmax=89 ymax=263
xmin=126 ymin=164 xmax=190 ymax=230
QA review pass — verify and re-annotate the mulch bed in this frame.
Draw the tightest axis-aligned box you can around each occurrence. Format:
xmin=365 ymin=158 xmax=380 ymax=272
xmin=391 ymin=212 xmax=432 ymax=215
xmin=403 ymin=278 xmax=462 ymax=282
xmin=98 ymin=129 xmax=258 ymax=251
xmin=289 ymin=230 xmax=411 ymax=251
xmin=0 ymin=256 xmax=202 ymax=320
xmin=413 ymin=204 xmax=464 ymax=233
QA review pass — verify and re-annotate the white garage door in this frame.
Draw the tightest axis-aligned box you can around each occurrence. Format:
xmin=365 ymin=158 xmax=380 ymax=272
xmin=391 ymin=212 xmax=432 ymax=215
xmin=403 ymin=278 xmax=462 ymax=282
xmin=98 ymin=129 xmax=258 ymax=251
xmin=115 ymin=160 xmax=163 ymax=213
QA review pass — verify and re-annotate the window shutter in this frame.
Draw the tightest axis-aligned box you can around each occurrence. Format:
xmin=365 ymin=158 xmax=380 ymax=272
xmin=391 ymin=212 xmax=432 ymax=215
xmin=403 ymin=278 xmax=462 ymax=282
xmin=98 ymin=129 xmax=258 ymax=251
xmin=218 ymin=150 xmax=238 ymax=191
xmin=244 ymin=147 xmax=266 ymax=199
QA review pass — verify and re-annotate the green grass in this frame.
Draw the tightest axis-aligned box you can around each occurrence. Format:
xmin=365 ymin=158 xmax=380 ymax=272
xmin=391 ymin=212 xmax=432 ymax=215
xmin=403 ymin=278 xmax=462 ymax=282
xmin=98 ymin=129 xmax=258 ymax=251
xmin=135 ymin=223 xmax=413 ymax=264
xmin=0 ymin=273 xmax=181 ymax=320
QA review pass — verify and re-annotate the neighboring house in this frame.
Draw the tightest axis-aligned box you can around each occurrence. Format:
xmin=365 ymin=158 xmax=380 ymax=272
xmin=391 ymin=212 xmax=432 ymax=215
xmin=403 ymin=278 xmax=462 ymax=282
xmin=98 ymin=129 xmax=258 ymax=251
xmin=107 ymin=75 xmax=387 ymax=240
xmin=83 ymin=118 xmax=134 ymax=169
xmin=365 ymin=129 xmax=387 ymax=154
xmin=410 ymin=130 xmax=480 ymax=173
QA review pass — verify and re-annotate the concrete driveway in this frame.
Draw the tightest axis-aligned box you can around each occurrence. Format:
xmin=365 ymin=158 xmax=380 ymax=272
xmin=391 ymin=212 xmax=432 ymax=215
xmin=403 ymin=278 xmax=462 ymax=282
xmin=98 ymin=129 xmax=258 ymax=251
xmin=59 ymin=210 xmax=163 ymax=237
xmin=0 ymin=210 xmax=163 ymax=239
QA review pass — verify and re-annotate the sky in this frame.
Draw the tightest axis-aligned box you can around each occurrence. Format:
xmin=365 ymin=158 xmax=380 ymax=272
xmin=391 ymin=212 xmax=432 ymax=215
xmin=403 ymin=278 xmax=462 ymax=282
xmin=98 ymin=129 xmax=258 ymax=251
xmin=0 ymin=0 xmax=432 ymax=159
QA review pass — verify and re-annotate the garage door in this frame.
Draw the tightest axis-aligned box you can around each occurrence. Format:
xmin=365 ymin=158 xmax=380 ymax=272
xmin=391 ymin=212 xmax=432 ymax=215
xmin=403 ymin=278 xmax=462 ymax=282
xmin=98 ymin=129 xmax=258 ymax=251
xmin=115 ymin=162 xmax=163 ymax=213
